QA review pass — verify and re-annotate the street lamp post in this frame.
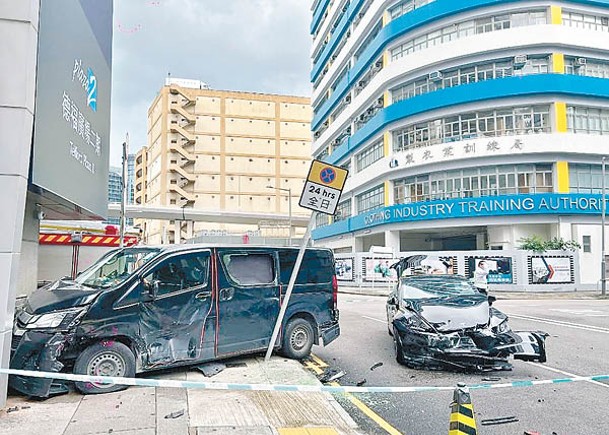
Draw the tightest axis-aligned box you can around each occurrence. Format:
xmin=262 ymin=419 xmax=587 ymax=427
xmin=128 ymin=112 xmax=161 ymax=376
xmin=602 ymin=157 xmax=607 ymax=296
xmin=266 ymin=185 xmax=292 ymax=245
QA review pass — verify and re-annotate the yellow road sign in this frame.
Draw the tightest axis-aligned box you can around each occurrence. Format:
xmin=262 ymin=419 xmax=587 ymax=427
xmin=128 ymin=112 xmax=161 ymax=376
xmin=307 ymin=160 xmax=348 ymax=191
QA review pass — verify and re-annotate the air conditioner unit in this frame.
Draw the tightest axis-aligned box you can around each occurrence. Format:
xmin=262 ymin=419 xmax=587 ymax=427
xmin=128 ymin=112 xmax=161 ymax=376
xmin=357 ymin=80 xmax=366 ymax=88
xmin=429 ymin=71 xmax=443 ymax=81
xmin=344 ymin=95 xmax=352 ymax=104
xmin=375 ymin=97 xmax=384 ymax=108
xmin=342 ymin=4 xmax=348 ymax=12
xmin=314 ymin=131 xmax=321 ymax=138
xmin=359 ymin=114 xmax=367 ymax=121
xmin=576 ymin=57 xmax=587 ymax=66
xmin=374 ymin=60 xmax=383 ymax=69
xmin=513 ymin=55 xmax=528 ymax=69
xmin=345 ymin=127 xmax=351 ymax=135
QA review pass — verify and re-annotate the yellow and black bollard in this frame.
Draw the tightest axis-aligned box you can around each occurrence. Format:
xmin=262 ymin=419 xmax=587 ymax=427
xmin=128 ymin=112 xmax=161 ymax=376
xmin=449 ymin=383 xmax=477 ymax=435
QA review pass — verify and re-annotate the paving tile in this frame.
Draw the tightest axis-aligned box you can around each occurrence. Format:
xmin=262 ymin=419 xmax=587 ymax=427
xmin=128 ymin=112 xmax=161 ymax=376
xmin=0 ymin=395 xmax=80 ymax=435
xmin=63 ymin=387 xmax=155 ymax=435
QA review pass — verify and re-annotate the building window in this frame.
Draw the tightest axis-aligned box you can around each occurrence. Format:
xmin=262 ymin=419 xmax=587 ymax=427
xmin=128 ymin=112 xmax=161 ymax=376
xmin=391 ymin=10 xmax=547 ymax=61
xmin=355 ymin=140 xmax=384 ymax=172
xmin=392 ymin=57 xmax=550 ymax=105
xmin=394 ymin=164 xmax=554 ymax=204
xmin=334 ymin=199 xmax=352 ymax=222
xmin=562 ymin=11 xmax=609 ymax=31
xmin=569 ymin=164 xmax=609 ymax=193
xmin=315 ymin=212 xmax=329 ymax=228
xmin=393 ymin=106 xmax=550 ymax=152
xmin=583 ymin=235 xmax=592 ymax=253
xmin=565 ymin=57 xmax=609 ymax=78
xmin=389 ymin=0 xmax=435 ymax=21
xmin=567 ymin=106 xmax=609 ymax=135
xmin=356 ymin=185 xmax=385 ymax=214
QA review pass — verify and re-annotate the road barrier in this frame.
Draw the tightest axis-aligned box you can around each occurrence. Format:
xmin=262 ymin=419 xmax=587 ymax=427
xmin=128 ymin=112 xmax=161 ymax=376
xmin=2 ymin=368 xmax=609 ymax=394
xmin=449 ymin=383 xmax=477 ymax=435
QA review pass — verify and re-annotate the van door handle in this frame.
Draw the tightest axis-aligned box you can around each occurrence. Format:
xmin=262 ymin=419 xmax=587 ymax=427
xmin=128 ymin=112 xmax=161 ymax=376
xmin=195 ymin=291 xmax=212 ymax=300
xmin=219 ymin=287 xmax=235 ymax=301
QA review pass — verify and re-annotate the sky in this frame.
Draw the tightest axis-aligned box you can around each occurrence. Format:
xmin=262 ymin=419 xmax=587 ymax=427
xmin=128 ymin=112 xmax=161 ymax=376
xmin=109 ymin=0 xmax=312 ymax=166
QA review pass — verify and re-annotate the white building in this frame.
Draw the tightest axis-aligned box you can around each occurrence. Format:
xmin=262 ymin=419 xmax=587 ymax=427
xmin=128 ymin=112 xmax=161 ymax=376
xmin=309 ymin=0 xmax=609 ymax=287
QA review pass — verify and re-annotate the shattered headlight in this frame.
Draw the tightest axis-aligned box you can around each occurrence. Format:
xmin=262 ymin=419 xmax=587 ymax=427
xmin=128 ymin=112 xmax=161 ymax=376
xmin=493 ymin=320 xmax=511 ymax=334
xmin=25 ymin=307 xmax=87 ymax=331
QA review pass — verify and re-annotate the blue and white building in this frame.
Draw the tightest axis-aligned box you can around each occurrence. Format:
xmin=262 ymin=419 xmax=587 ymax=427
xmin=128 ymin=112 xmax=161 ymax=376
xmin=310 ymin=0 xmax=609 ymax=285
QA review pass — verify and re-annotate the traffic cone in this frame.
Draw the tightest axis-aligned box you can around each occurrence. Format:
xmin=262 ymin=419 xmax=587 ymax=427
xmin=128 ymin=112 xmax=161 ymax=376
xmin=449 ymin=383 xmax=477 ymax=435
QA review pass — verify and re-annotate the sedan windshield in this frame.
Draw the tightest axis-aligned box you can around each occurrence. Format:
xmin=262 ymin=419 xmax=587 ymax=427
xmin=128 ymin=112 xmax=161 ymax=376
xmin=400 ymin=276 xmax=479 ymax=299
xmin=75 ymin=248 xmax=160 ymax=289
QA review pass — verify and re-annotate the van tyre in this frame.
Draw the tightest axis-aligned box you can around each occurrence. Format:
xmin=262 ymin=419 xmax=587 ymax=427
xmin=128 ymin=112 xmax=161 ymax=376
xmin=281 ymin=318 xmax=315 ymax=360
xmin=73 ymin=341 xmax=136 ymax=394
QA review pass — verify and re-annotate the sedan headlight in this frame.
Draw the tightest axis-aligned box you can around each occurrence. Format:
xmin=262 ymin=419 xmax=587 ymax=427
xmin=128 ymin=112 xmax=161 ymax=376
xmin=494 ymin=320 xmax=511 ymax=334
xmin=25 ymin=307 xmax=87 ymax=330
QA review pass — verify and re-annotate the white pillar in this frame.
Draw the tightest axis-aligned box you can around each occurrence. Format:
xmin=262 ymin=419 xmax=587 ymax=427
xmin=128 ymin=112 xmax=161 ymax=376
xmin=384 ymin=230 xmax=401 ymax=254
xmin=0 ymin=1 xmax=40 ymax=406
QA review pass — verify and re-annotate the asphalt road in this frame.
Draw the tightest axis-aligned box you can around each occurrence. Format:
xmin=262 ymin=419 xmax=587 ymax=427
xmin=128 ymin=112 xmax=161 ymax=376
xmin=313 ymin=294 xmax=609 ymax=435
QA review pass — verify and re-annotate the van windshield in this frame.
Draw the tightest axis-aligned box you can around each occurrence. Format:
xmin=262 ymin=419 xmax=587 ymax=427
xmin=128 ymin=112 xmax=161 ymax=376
xmin=75 ymin=248 xmax=160 ymax=289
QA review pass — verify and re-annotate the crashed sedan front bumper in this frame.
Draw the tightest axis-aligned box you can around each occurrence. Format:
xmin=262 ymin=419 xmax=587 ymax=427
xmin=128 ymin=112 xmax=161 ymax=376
xmin=394 ymin=323 xmax=547 ymax=371
xmin=9 ymin=329 xmax=72 ymax=397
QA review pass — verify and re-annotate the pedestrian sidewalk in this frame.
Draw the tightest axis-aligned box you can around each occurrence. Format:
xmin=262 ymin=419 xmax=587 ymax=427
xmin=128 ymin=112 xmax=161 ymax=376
xmin=0 ymin=357 xmax=360 ymax=435
xmin=339 ymin=285 xmax=606 ymax=300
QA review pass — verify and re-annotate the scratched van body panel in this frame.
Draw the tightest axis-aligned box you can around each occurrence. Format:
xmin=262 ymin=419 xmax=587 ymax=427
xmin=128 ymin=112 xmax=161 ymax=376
xmin=9 ymin=245 xmax=340 ymax=398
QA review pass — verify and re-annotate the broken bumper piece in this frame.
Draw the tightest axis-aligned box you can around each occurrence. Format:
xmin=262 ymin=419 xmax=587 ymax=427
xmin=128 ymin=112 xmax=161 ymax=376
xmin=9 ymin=331 xmax=71 ymax=398
xmin=395 ymin=323 xmax=547 ymax=372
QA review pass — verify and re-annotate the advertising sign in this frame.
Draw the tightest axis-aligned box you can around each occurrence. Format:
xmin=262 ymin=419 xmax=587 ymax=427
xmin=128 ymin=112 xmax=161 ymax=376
xmin=299 ymin=160 xmax=349 ymax=215
xmin=31 ymin=0 xmax=113 ymax=218
xmin=530 ymin=256 xmax=573 ymax=284
xmin=365 ymin=259 xmax=398 ymax=281
xmin=335 ymin=258 xmax=354 ymax=281
xmin=468 ymin=257 xmax=513 ymax=284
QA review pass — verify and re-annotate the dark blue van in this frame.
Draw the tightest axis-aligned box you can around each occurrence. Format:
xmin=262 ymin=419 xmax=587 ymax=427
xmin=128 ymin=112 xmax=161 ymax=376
xmin=10 ymin=245 xmax=340 ymax=397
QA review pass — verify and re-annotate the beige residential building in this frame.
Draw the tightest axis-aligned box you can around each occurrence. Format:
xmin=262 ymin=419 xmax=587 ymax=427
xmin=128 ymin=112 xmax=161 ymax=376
xmin=134 ymin=79 xmax=312 ymax=244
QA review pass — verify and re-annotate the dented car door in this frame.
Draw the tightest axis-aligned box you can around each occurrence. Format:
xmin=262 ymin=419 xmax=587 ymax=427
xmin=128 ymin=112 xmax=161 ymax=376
xmin=215 ymin=249 xmax=280 ymax=356
xmin=139 ymin=250 xmax=214 ymax=369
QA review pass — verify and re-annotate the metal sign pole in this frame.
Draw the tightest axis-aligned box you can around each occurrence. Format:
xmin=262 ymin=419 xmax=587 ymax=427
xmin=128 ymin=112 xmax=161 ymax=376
xmin=264 ymin=213 xmax=316 ymax=362
xmin=119 ymin=134 xmax=129 ymax=248
xmin=602 ymin=156 xmax=606 ymax=296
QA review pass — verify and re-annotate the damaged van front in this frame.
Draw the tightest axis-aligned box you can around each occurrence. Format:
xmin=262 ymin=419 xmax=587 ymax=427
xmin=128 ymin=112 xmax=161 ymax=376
xmin=10 ymin=247 xmax=160 ymax=397
xmin=386 ymin=274 xmax=547 ymax=371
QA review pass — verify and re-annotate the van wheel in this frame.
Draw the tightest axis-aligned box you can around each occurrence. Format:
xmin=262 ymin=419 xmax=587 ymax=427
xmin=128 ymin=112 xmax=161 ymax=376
xmin=73 ymin=341 xmax=135 ymax=394
xmin=281 ymin=318 xmax=315 ymax=360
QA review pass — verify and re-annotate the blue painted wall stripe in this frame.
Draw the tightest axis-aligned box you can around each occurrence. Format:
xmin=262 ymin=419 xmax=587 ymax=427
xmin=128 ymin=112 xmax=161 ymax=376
xmin=311 ymin=0 xmax=331 ymax=34
xmin=311 ymin=0 xmax=609 ymax=130
xmin=311 ymin=0 xmax=366 ymax=81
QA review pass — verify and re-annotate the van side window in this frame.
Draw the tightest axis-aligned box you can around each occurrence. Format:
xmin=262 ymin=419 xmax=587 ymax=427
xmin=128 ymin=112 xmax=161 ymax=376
xmin=145 ymin=253 xmax=209 ymax=297
xmin=279 ymin=250 xmax=333 ymax=285
xmin=222 ymin=253 xmax=275 ymax=286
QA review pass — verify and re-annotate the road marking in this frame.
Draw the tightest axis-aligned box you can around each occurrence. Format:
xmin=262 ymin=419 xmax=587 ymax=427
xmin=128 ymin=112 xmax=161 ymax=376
xmin=362 ymin=315 xmax=386 ymax=324
xmin=311 ymin=354 xmax=329 ymax=368
xmin=507 ymin=313 xmax=609 ymax=334
xmin=308 ymin=354 xmax=403 ymax=435
xmin=527 ymin=362 xmax=609 ymax=390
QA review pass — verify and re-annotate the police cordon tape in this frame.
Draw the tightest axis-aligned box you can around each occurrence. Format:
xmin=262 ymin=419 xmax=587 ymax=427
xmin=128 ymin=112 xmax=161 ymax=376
xmin=1 ymin=368 xmax=609 ymax=393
